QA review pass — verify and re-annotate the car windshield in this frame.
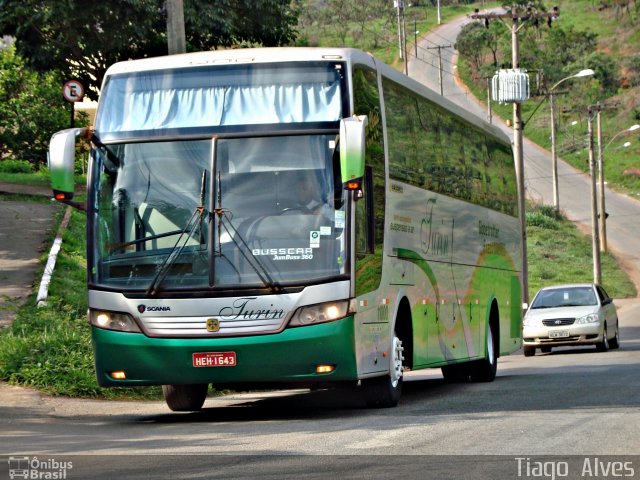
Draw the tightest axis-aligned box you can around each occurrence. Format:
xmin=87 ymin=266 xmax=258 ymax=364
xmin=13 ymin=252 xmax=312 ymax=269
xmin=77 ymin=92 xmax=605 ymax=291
xmin=89 ymin=134 xmax=348 ymax=293
xmin=531 ymin=287 xmax=598 ymax=309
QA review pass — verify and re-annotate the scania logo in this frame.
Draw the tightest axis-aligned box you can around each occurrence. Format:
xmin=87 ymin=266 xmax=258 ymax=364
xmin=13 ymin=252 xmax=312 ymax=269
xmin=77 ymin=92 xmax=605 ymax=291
xmin=137 ymin=304 xmax=171 ymax=314
xmin=206 ymin=318 xmax=220 ymax=333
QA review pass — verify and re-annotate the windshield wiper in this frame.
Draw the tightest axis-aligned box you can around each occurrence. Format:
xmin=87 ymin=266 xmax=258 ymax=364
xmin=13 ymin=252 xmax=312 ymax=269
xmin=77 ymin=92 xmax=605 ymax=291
xmin=146 ymin=170 xmax=207 ymax=297
xmin=213 ymin=171 xmax=282 ymax=293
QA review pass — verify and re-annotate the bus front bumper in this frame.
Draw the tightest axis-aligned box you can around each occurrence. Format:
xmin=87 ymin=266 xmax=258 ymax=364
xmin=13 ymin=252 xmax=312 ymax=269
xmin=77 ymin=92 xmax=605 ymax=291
xmin=92 ymin=316 xmax=357 ymax=387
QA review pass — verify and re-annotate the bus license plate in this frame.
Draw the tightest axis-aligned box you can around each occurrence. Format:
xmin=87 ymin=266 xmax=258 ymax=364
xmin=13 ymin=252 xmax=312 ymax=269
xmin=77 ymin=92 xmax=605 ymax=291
xmin=193 ymin=352 xmax=236 ymax=367
xmin=549 ymin=330 xmax=569 ymax=338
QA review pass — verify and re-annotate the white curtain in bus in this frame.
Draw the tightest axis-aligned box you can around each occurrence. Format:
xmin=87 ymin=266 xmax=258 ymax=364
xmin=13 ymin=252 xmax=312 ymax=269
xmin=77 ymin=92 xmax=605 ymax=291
xmin=99 ymin=82 xmax=341 ymax=133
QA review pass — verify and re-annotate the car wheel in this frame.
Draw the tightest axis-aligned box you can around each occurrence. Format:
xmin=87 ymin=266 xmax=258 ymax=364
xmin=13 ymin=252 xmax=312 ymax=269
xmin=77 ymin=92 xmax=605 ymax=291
xmin=609 ymin=322 xmax=620 ymax=349
xmin=540 ymin=346 xmax=552 ymax=353
xmin=523 ymin=346 xmax=536 ymax=357
xmin=596 ymin=323 xmax=610 ymax=352
xmin=362 ymin=333 xmax=403 ymax=407
xmin=162 ymin=384 xmax=208 ymax=411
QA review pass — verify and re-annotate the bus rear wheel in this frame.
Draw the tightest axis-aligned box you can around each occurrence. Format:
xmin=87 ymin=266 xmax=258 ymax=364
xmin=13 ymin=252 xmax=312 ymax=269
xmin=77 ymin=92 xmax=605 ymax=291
xmin=162 ymin=384 xmax=208 ymax=411
xmin=470 ymin=320 xmax=497 ymax=382
xmin=362 ymin=334 xmax=403 ymax=408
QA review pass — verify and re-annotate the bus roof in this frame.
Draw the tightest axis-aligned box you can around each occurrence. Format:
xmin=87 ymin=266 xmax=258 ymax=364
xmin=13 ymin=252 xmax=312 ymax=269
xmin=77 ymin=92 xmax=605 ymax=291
xmin=103 ymin=48 xmax=376 ymax=76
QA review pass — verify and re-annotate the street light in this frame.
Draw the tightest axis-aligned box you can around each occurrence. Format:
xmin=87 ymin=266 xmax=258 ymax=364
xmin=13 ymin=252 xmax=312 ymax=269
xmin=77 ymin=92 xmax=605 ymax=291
xmin=604 ymin=124 xmax=640 ymax=150
xmin=549 ymin=69 xmax=595 ymax=214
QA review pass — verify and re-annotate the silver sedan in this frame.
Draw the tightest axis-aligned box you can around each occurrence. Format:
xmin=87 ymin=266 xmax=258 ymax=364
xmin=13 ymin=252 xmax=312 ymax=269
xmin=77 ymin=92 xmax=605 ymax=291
xmin=522 ymin=283 xmax=620 ymax=356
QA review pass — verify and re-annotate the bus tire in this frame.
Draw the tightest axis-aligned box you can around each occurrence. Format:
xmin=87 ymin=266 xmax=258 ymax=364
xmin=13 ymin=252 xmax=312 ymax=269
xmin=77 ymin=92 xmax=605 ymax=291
xmin=362 ymin=334 xmax=403 ymax=408
xmin=470 ymin=320 xmax=498 ymax=382
xmin=162 ymin=384 xmax=208 ymax=412
xmin=441 ymin=363 xmax=471 ymax=382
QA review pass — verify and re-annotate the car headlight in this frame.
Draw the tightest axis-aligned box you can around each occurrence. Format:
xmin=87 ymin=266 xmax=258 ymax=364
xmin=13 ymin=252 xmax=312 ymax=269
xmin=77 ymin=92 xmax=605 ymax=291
xmin=288 ymin=300 xmax=350 ymax=327
xmin=89 ymin=309 xmax=141 ymax=333
xmin=576 ymin=313 xmax=600 ymax=324
xmin=523 ymin=316 xmax=537 ymax=326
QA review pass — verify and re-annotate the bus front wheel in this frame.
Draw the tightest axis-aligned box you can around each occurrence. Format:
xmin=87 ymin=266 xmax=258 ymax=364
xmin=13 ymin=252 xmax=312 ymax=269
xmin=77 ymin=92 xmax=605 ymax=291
xmin=362 ymin=334 xmax=404 ymax=408
xmin=162 ymin=384 xmax=208 ymax=412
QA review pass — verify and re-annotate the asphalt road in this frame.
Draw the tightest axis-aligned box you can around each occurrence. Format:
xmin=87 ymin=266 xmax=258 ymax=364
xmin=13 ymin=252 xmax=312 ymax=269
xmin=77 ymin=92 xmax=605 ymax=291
xmin=1 ymin=299 xmax=638 ymax=478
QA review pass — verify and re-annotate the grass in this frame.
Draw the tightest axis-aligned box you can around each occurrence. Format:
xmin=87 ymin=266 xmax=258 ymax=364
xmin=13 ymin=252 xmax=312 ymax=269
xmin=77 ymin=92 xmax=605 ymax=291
xmin=526 ymin=203 xmax=636 ymax=300
xmin=0 ymin=171 xmax=51 ymax=187
xmin=0 ymin=201 xmax=161 ymax=399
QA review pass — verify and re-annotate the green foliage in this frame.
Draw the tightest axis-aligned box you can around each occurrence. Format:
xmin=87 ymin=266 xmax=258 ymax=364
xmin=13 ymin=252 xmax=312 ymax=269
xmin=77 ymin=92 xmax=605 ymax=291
xmin=0 ymin=0 xmax=299 ymax=101
xmin=0 ymin=45 xmax=75 ymax=167
xmin=456 ymin=22 xmax=492 ymax=72
xmin=0 ymin=159 xmax=33 ymax=173
xmin=526 ymin=206 xmax=560 ymax=230
xmin=568 ymin=51 xmax=620 ymax=96
xmin=456 ymin=4 xmax=620 ymax=97
xmin=540 ymin=26 xmax=598 ymax=84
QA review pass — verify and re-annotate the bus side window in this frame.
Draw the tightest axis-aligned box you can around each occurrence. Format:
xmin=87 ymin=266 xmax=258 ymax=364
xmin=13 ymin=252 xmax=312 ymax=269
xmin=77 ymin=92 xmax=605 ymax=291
xmin=355 ymin=166 xmax=374 ymax=255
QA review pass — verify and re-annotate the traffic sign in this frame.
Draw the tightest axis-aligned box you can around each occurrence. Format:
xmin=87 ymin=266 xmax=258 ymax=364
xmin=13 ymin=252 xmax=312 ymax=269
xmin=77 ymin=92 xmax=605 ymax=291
xmin=62 ymin=80 xmax=85 ymax=103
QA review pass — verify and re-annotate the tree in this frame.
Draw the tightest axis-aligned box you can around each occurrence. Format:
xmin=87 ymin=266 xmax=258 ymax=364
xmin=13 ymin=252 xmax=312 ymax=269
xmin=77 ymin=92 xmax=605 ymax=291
xmin=0 ymin=45 xmax=79 ymax=165
xmin=456 ymin=22 xmax=491 ymax=74
xmin=0 ymin=0 xmax=299 ymax=101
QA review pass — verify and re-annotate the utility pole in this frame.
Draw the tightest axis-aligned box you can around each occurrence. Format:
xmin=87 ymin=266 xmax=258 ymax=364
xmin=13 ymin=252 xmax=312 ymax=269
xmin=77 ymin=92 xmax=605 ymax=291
xmin=167 ymin=0 xmax=186 ymax=55
xmin=396 ymin=1 xmax=404 ymax=60
xmin=471 ymin=4 xmax=559 ymax=306
xmin=425 ymin=44 xmax=451 ymax=95
xmin=549 ymin=91 xmax=559 ymax=212
xmin=596 ymin=106 xmax=607 ymax=253
xmin=486 ymin=77 xmax=493 ymax=124
xmin=587 ymin=106 xmax=602 ymax=284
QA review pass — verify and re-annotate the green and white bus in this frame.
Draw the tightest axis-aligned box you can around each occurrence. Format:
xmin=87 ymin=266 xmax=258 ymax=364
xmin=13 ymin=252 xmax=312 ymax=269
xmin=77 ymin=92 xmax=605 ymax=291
xmin=49 ymin=48 xmax=522 ymax=411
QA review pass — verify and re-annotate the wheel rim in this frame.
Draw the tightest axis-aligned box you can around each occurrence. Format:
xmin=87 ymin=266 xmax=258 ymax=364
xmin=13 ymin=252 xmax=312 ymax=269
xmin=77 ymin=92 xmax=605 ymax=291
xmin=487 ymin=326 xmax=495 ymax=366
xmin=390 ymin=335 xmax=404 ymax=388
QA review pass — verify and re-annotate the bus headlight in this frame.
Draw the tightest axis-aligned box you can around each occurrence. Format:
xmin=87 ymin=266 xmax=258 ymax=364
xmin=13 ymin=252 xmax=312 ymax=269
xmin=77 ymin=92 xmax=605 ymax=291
xmin=288 ymin=301 xmax=350 ymax=327
xmin=89 ymin=309 xmax=141 ymax=333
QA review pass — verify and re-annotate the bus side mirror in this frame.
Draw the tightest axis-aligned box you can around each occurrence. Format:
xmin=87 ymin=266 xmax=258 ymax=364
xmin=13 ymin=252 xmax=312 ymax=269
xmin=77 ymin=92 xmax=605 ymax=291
xmin=49 ymin=128 xmax=86 ymax=201
xmin=339 ymin=115 xmax=368 ymax=185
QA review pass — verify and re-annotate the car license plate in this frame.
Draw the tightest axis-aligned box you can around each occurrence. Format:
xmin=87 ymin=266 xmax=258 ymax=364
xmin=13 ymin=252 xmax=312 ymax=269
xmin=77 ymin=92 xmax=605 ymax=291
xmin=549 ymin=330 xmax=569 ymax=338
xmin=192 ymin=352 xmax=236 ymax=367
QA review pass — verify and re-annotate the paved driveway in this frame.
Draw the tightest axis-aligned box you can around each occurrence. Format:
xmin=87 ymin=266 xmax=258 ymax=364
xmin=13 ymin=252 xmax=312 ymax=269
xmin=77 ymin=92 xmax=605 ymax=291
xmin=0 ymin=190 xmax=61 ymax=327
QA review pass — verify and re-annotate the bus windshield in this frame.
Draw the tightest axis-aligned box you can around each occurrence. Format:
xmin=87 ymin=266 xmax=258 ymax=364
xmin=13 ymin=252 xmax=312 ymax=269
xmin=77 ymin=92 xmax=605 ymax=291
xmin=90 ymin=134 xmax=348 ymax=292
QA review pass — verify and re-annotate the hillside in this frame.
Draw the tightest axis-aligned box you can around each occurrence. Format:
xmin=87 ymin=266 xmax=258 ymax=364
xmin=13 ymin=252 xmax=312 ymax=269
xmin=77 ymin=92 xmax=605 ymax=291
xmin=456 ymin=1 xmax=640 ymax=198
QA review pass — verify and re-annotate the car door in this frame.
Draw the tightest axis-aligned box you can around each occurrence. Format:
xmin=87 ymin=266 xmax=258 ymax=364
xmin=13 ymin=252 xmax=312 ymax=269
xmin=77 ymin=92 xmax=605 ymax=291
xmin=596 ymin=285 xmax=617 ymax=332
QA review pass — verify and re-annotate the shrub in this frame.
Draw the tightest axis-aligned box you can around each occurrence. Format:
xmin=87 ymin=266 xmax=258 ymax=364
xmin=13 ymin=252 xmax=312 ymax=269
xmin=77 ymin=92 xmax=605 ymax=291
xmin=0 ymin=159 xmax=33 ymax=173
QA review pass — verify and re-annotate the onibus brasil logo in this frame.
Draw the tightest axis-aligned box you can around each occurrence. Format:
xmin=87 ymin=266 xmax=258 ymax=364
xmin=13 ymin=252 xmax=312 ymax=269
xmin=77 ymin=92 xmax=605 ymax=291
xmin=8 ymin=456 xmax=73 ymax=479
